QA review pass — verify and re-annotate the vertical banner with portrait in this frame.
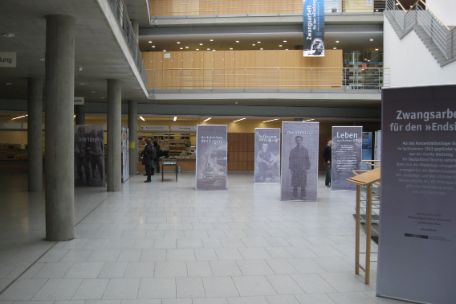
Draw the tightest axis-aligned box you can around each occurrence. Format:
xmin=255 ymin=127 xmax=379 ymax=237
xmin=75 ymin=125 xmax=105 ymax=187
xmin=303 ymin=0 xmax=325 ymax=57
xmin=281 ymin=122 xmax=319 ymax=201
xmin=196 ymin=125 xmax=228 ymax=190
xmin=121 ymin=127 xmax=129 ymax=183
xmin=360 ymin=132 xmax=373 ymax=170
xmin=331 ymin=126 xmax=362 ymax=190
xmin=254 ymin=128 xmax=281 ymax=183
xmin=377 ymin=86 xmax=456 ymax=304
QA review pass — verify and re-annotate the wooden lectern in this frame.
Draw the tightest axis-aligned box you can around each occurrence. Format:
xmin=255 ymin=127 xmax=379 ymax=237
xmin=347 ymin=167 xmax=381 ymax=284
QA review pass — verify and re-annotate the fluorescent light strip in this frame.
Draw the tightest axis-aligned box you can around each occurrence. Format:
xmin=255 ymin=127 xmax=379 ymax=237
xmin=303 ymin=118 xmax=315 ymax=122
xmin=139 ymin=115 xmax=146 ymax=122
xmin=11 ymin=114 xmax=28 ymax=121
xmin=203 ymin=117 xmax=212 ymax=122
xmin=233 ymin=117 xmax=246 ymax=123
xmin=262 ymin=118 xmax=279 ymax=123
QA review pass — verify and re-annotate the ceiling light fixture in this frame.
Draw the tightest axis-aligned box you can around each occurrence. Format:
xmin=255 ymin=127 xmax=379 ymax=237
xmin=333 ymin=47 xmax=337 ymax=50
xmin=176 ymin=41 xmax=181 ymax=44
xmin=257 ymin=41 xmax=261 ymax=44
xmin=260 ymin=48 xmax=264 ymax=50
xmin=375 ymin=48 xmax=379 ymax=51
xmin=203 ymin=117 xmax=212 ymax=123
xmin=278 ymin=44 xmax=283 ymax=48
xmin=196 ymin=48 xmax=200 ymax=51
xmin=212 ymin=49 xmax=216 ymax=52
xmin=283 ymin=40 xmax=287 ymax=43
xmin=303 ymin=118 xmax=315 ymax=122
xmin=199 ymin=43 xmax=204 ymax=46
xmin=179 ymin=47 xmax=183 ymax=50
xmin=209 ymin=39 xmax=214 ymax=42
xmin=151 ymin=45 xmax=156 ymax=48
xmin=5 ymin=82 xmax=12 ymax=86
xmin=252 ymin=43 xmax=256 ymax=46
xmin=229 ymin=47 xmax=233 ymax=50
xmin=163 ymin=49 xmax=167 ymax=52
xmin=335 ymin=40 xmax=340 ymax=43
xmin=148 ymin=40 xmax=152 ymax=44
xmin=207 ymin=48 xmax=211 ymax=51
xmin=11 ymin=114 xmax=28 ymax=121
xmin=285 ymin=49 xmax=289 ymax=51
xmin=173 ymin=116 xmax=177 ymax=122
xmin=78 ymin=66 xmax=83 ymax=72
xmin=235 ymin=40 xmax=240 ymax=43
xmin=139 ymin=116 xmax=146 ymax=122
xmin=91 ymin=90 xmax=96 ymax=94
xmin=233 ymin=117 xmax=246 ymax=123
xmin=1 ymin=32 xmax=15 ymax=38
xmin=369 ymin=38 xmax=374 ymax=42
xmin=39 ymin=57 xmax=45 ymax=62
xmin=263 ymin=118 xmax=279 ymax=123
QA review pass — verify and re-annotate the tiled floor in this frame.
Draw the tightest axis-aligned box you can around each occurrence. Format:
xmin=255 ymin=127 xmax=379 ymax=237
xmin=0 ymin=173 xmax=402 ymax=304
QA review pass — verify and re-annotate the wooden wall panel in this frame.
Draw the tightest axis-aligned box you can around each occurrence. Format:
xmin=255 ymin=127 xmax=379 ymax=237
xmin=143 ymin=50 xmax=343 ymax=90
xmin=228 ymin=133 xmax=254 ymax=171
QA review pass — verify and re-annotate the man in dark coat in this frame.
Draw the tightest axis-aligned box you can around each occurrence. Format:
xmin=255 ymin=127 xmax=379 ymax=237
xmin=153 ymin=137 xmax=161 ymax=174
xmin=289 ymin=136 xmax=310 ymax=199
xmin=142 ymin=139 xmax=156 ymax=183
xmin=323 ymin=140 xmax=332 ymax=187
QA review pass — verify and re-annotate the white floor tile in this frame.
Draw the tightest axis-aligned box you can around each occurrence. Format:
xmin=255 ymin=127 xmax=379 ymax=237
xmin=203 ymin=277 xmax=239 ymax=298
xmin=232 ymin=276 xmax=276 ymax=297
xmin=33 ymin=278 xmax=82 ymax=300
xmin=138 ymin=278 xmax=176 ymax=299
xmin=176 ymin=277 xmax=204 ymax=298
xmin=103 ymin=278 xmax=139 ymax=299
xmin=73 ymin=279 xmax=108 ymax=299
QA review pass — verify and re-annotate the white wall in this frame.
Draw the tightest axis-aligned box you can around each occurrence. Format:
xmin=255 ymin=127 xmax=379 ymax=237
xmin=427 ymin=0 xmax=456 ymax=27
xmin=384 ymin=17 xmax=456 ymax=88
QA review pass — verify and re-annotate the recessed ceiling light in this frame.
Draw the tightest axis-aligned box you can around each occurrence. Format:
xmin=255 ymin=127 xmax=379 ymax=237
xmin=278 ymin=44 xmax=283 ymax=48
xmin=176 ymin=41 xmax=181 ymax=44
xmin=5 ymin=82 xmax=13 ymax=86
xmin=91 ymin=90 xmax=96 ymax=94
xmin=199 ymin=43 xmax=204 ymax=46
xmin=203 ymin=117 xmax=212 ymax=122
xmin=369 ymin=38 xmax=374 ymax=42
xmin=80 ymin=82 xmax=86 ymax=86
xmin=151 ymin=45 xmax=156 ymax=48
xmin=212 ymin=49 xmax=216 ymax=52
xmin=260 ymin=48 xmax=263 ymax=50
xmin=196 ymin=48 xmax=200 ymax=51
xmin=252 ymin=43 xmax=256 ymax=46
xmin=78 ymin=66 xmax=83 ymax=72
xmin=234 ymin=101 xmax=239 ymax=105
xmin=375 ymin=48 xmax=379 ymax=51
xmin=229 ymin=47 xmax=233 ymax=50
xmin=283 ymin=40 xmax=287 ymax=43
xmin=163 ymin=49 xmax=167 ymax=52
xmin=173 ymin=116 xmax=177 ymax=122
xmin=285 ymin=49 xmax=289 ymax=51
xmin=235 ymin=40 xmax=240 ymax=43
xmin=233 ymin=117 xmax=246 ymax=123
xmin=2 ymin=32 xmax=15 ymax=38
xmin=139 ymin=116 xmax=146 ymax=122
xmin=148 ymin=40 xmax=152 ymax=44
xmin=185 ymin=46 xmax=189 ymax=49
xmin=39 ymin=57 xmax=45 ymax=62
xmin=257 ymin=41 xmax=261 ymax=44
xmin=209 ymin=39 xmax=214 ymax=42
xmin=335 ymin=40 xmax=340 ymax=43
xmin=101 ymin=96 xmax=105 ymax=99
xmin=179 ymin=47 xmax=183 ymax=50
xmin=333 ymin=47 xmax=337 ymax=50
xmin=206 ymin=48 xmax=211 ymax=51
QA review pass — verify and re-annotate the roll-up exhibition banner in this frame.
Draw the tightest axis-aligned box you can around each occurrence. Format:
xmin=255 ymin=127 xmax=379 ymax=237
xmin=254 ymin=128 xmax=281 ymax=183
xmin=377 ymin=86 xmax=456 ymax=304
xmin=374 ymin=130 xmax=382 ymax=162
xmin=121 ymin=127 xmax=129 ymax=183
xmin=196 ymin=125 xmax=228 ymax=190
xmin=75 ymin=125 xmax=105 ymax=187
xmin=281 ymin=122 xmax=319 ymax=201
xmin=331 ymin=126 xmax=362 ymax=190
xmin=303 ymin=0 xmax=325 ymax=57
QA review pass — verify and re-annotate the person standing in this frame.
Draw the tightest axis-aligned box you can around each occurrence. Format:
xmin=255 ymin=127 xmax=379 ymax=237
xmin=289 ymin=136 xmax=310 ymax=199
xmin=323 ymin=140 xmax=332 ymax=187
xmin=153 ymin=137 xmax=161 ymax=174
xmin=142 ymin=138 xmax=156 ymax=183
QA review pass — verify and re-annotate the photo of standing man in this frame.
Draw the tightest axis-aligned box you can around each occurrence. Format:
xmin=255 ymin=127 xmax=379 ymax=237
xmin=289 ymin=136 xmax=310 ymax=199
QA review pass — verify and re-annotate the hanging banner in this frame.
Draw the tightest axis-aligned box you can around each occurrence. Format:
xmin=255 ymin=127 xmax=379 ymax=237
xmin=377 ymin=86 xmax=456 ymax=304
xmin=331 ymin=126 xmax=362 ymax=190
xmin=75 ymin=125 xmax=105 ymax=187
xmin=0 ymin=52 xmax=16 ymax=67
xmin=121 ymin=127 xmax=129 ymax=183
xmin=360 ymin=132 xmax=373 ymax=170
xmin=196 ymin=125 xmax=228 ymax=190
xmin=254 ymin=128 xmax=281 ymax=183
xmin=281 ymin=122 xmax=319 ymax=201
xmin=374 ymin=130 xmax=381 ymax=162
xmin=303 ymin=0 xmax=325 ymax=57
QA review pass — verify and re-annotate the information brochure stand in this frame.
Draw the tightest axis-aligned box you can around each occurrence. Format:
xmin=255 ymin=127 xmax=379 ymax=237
xmin=347 ymin=168 xmax=381 ymax=284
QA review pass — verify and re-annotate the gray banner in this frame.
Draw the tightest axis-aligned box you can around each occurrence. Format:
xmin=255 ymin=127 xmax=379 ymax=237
xmin=196 ymin=125 xmax=228 ymax=190
xmin=331 ymin=126 xmax=362 ymax=190
xmin=377 ymin=86 xmax=456 ymax=304
xmin=254 ymin=128 xmax=281 ymax=183
xmin=121 ymin=127 xmax=129 ymax=183
xmin=75 ymin=125 xmax=105 ymax=187
xmin=281 ymin=122 xmax=319 ymax=201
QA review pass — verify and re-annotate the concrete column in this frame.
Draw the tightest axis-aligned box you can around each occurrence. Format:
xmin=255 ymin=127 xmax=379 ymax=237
xmin=75 ymin=105 xmax=85 ymax=125
xmin=107 ymin=79 xmax=122 ymax=192
xmin=131 ymin=20 xmax=139 ymax=43
xmin=27 ymin=78 xmax=44 ymax=192
xmin=44 ymin=15 xmax=75 ymax=241
xmin=128 ymin=100 xmax=138 ymax=175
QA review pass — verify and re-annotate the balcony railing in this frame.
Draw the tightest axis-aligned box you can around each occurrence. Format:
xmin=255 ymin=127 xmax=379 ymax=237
xmin=108 ymin=0 xmax=148 ymax=85
xmin=146 ymin=67 xmax=386 ymax=92
xmin=150 ymin=0 xmax=386 ymax=18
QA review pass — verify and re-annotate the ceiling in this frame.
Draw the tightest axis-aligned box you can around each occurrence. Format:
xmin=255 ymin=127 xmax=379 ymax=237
xmin=0 ymin=0 xmax=148 ymax=102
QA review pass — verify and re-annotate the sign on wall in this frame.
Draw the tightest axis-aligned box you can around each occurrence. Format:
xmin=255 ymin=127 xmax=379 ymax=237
xmin=196 ymin=125 xmax=228 ymax=190
xmin=0 ymin=52 xmax=16 ymax=67
xmin=281 ymin=122 xmax=319 ymax=201
xmin=303 ymin=0 xmax=325 ymax=57
xmin=361 ymin=132 xmax=373 ymax=170
xmin=331 ymin=126 xmax=362 ymax=190
xmin=254 ymin=128 xmax=281 ymax=183
xmin=75 ymin=125 xmax=105 ymax=187
xmin=121 ymin=127 xmax=129 ymax=183
xmin=377 ymin=85 xmax=456 ymax=304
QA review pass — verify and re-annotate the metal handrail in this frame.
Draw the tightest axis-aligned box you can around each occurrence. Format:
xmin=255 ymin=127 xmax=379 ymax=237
xmin=385 ymin=0 xmax=456 ymax=63
xmin=150 ymin=0 xmax=386 ymax=17
xmin=145 ymin=67 xmax=386 ymax=91
xmin=107 ymin=0 xmax=148 ymax=86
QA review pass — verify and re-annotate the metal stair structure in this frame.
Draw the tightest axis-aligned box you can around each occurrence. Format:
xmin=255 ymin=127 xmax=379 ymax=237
xmin=385 ymin=0 xmax=456 ymax=67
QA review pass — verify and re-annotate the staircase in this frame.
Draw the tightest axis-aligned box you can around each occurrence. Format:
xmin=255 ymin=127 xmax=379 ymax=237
xmin=385 ymin=0 xmax=456 ymax=67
